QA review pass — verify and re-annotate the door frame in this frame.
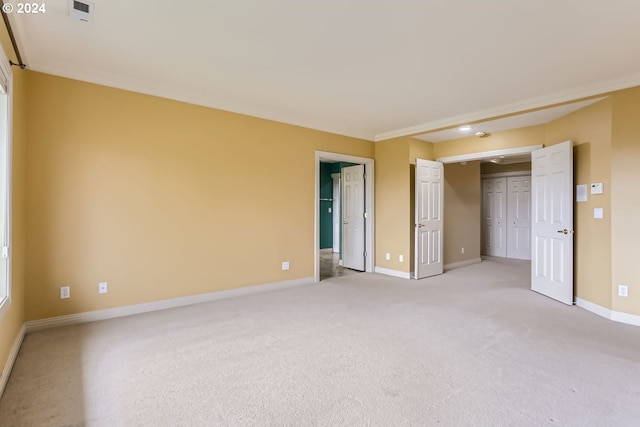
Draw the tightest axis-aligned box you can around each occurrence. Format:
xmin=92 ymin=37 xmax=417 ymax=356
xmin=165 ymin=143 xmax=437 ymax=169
xmin=315 ymin=151 xmax=375 ymax=282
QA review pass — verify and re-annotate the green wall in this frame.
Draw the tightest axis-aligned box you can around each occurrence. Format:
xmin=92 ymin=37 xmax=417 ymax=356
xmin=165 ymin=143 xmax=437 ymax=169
xmin=319 ymin=162 xmax=333 ymax=249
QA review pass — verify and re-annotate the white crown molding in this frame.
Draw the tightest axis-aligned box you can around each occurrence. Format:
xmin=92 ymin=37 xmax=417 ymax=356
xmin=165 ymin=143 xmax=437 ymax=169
xmin=375 ymin=73 xmax=640 ymax=142
xmin=374 ymin=266 xmax=411 ymax=279
xmin=0 ymin=323 xmax=25 ymax=400
xmin=25 ymin=277 xmax=314 ymax=332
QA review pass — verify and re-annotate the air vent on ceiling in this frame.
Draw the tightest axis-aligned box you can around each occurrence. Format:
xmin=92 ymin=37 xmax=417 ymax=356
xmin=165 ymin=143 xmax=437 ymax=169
xmin=69 ymin=0 xmax=94 ymax=22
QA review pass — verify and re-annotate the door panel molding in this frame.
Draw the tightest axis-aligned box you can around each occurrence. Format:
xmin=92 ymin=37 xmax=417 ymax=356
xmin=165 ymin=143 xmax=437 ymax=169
xmin=531 ymin=141 xmax=574 ymax=305
xmin=342 ymin=164 xmax=365 ymax=271
xmin=415 ymin=159 xmax=444 ymax=279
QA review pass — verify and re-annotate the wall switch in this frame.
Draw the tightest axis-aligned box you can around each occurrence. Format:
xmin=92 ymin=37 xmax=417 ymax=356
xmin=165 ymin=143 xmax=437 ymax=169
xmin=60 ymin=286 xmax=70 ymax=299
xmin=399 ymin=255 xmax=404 ymax=263
xmin=618 ymin=285 xmax=628 ymax=297
xmin=461 ymin=247 xmax=465 ymax=254
xmin=99 ymin=282 xmax=108 ymax=294
xmin=594 ymin=208 xmax=603 ymax=219
xmin=385 ymin=253 xmax=390 ymax=260
xmin=282 ymin=261 xmax=290 ymax=271
xmin=591 ymin=183 xmax=604 ymax=194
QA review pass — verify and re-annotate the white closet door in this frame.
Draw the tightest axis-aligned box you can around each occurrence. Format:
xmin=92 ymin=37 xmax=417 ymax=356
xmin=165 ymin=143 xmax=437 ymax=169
xmin=482 ymin=178 xmax=507 ymax=257
xmin=507 ymin=176 xmax=532 ymax=260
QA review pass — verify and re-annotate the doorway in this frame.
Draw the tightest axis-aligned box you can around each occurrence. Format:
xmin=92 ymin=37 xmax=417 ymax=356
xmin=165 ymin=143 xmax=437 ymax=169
xmin=315 ymin=152 xmax=374 ymax=282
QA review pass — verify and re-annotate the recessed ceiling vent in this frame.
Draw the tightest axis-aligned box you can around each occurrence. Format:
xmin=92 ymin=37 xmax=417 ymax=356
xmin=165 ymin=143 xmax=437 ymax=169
xmin=69 ymin=0 xmax=94 ymax=22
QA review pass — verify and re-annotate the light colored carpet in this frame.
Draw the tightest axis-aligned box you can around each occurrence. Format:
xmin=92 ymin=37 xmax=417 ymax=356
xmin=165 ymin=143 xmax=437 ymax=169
xmin=1 ymin=258 xmax=640 ymax=426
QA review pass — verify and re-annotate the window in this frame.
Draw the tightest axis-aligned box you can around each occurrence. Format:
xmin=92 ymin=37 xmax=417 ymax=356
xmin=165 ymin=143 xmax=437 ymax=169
xmin=0 ymin=48 xmax=11 ymax=320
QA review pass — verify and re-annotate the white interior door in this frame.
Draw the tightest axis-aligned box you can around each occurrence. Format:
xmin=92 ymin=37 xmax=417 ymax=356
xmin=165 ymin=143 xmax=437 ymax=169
xmin=415 ymin=159 xmax=443 ymax=279
xmin=482 ymin=178 xmax=507 ymax=257
xmin=531 ymin=141 xmax=573 ymax=305
xmin=342 ymin=165 xmax=365 ymax=271
xmin=331 ymin=173 xmax=340 ymax=253
xmin=507 ymin=176 xmax=532 ymax=260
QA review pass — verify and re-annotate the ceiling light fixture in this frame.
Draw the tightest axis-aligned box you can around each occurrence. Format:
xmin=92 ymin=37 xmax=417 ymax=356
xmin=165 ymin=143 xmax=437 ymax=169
xmin=475 ymin=131 xmax=489 ymax=138
xmin=457 ymin=125 xmax=473 ymax=132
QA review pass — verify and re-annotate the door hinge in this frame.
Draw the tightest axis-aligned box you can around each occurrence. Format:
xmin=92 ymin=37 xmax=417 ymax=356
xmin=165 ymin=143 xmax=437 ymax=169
xmin=363 ymin=212 xmax=368 ymax=219
xmin=363 ymin=251 xmax=367 ymax=258
xmin=2 ymin=246 xmax=8 ymax=259
xmin=363 ymin=173 xmax=367 ymax=180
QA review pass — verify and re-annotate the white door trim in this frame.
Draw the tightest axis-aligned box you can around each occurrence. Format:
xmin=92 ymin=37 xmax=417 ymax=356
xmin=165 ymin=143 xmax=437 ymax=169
xmin=315 ymin=151 xmax=375 ymax=282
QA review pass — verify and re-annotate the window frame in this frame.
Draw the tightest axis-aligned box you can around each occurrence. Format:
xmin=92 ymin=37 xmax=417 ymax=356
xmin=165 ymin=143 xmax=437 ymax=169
xmin=0 ymin=43 xmax=13 ymax=322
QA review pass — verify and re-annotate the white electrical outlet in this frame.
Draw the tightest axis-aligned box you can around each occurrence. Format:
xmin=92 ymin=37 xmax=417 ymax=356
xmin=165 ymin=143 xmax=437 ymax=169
xmin=60 ymin=286 xmax=70 ymax=299
xmin=461 ymin=247 xmax=465 ymax=254
xmin=399 ymin=255 xmax=404 ymax=263
xmin=282 ymin=261 xmax=290 ymax=271
xmin=618 ymin=285 xmax=628 ymax=297
xmin=99 ymin=282 xmax=108 ymax=294
xmin=385 ymin=253 xmax=390 ymax=260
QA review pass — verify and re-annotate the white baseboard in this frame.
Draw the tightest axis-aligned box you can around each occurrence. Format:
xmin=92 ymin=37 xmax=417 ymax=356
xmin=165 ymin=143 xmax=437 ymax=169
xmin=0 ymin=323 xmax=25 ymax=400
xmin=374 ymin=267 xmax=411 ymax=279
xmin=575 ymin=298 xmax=640 ymax=327
xmin=611 ymin=311 xmax=640 ymax=327
xmin=444 ymin=258 xmax=482 ymax=271
xmin=25 ymin=276 xmax=314 ymax=333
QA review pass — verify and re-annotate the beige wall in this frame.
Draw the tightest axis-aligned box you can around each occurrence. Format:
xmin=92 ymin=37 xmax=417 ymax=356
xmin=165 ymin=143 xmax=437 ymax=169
xmin=25 ymin=72 xmax=373 ymax=320
xmin=374 ymin=137 xmax=411 ymax=272
xmin=610 ymin=87 xmax=640 ymax=316
xmin=480 ymin=161 xmax=531 ymax=175
xmin=545 ymin=98 xmax=613 ymax=309
xmin=0 ymin=42 xmax=27 ymax=376
xmin=409 ymin=138 xmax=434 ymax=163
xmin=443 ymin=162 xmax=481 ymax=266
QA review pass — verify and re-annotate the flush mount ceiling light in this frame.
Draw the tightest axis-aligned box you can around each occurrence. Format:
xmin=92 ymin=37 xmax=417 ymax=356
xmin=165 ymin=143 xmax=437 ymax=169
xmin=475 ymin=131 xmax=490 ymax=138
xmin=457 ymin=125 xmax=473 ymax=132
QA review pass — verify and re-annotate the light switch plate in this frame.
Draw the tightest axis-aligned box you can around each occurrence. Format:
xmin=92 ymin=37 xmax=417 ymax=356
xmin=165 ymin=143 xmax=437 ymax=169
xmin=594 ymin=208 xmax=603 ymax=219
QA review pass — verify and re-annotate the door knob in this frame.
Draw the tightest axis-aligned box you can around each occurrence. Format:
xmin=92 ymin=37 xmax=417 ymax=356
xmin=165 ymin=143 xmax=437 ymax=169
xmin=557 ymin=229 xmax=574 ymax=235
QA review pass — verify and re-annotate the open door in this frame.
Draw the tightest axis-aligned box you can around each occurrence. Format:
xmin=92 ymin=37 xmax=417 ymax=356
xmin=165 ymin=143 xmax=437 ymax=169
xmin=342 ymin=164 xmax=365 ymax=271
xmin=415 ymin=159 xmax=444 ymax=279
xmin=531 ymin=141 xmax=574 ymax=305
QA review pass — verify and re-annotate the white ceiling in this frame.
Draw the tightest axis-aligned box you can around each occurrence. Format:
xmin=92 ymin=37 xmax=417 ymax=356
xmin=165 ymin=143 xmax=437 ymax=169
xmin=8 ymin=1 xmax=640 ymax=141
